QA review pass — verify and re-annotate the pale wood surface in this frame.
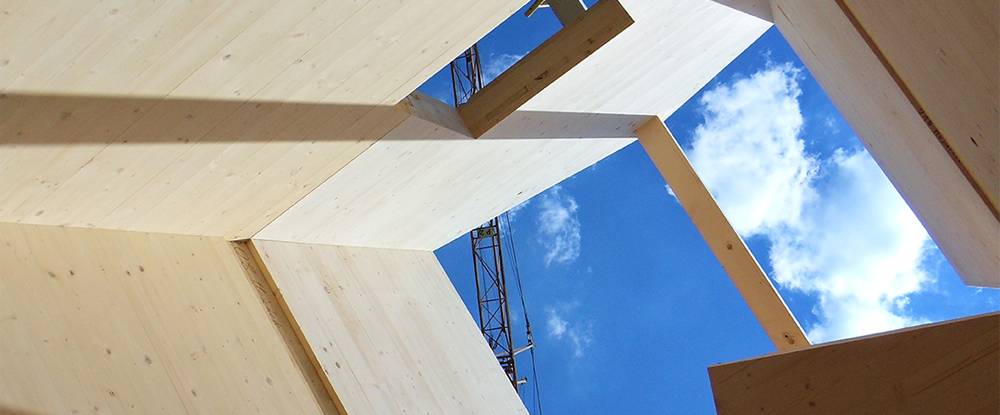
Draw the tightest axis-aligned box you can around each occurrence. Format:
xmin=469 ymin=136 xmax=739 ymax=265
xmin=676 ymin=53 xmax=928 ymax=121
xmin=255 ymin=93 xmax=639 ymax=249
xmin=458 ymin=0 xmax=634 ymax=137
xmin=0 ymin=0 xmax=526 ymax=240
xmin=0 ymin=95 xmax=409 ymax=239
xmin=0 ymin=223 xmax=338 ymax=415
xmin=523 ymin=0 xmax=771 ymax=119
xmin=637 ymin=118 xmax=808 ymax=351
xmin=709 ymin=313 xmax=1000 ymax=414
xmin=771 ymin=0 xmax=999 ymax=287
xmin=0 ymin=0 xmax=523 ymax=105
xmin=843 ymin=0 xmax=999 ymax=213
xmin=710 ymin=0 xmax=773 ymax=22
xmin=251 ymin=239 xmax=528 ymax=415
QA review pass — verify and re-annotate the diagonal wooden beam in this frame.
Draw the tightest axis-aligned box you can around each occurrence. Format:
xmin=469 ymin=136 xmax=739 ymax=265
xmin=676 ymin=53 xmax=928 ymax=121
xmin=458 ymin=0 xmax=633 ymax=137
xmin=636 ymin=117 xmax=809 ymax=351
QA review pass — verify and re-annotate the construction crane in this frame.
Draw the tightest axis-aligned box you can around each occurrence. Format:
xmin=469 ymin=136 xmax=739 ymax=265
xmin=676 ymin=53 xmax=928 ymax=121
xmin=470 ymin=219 xmax=528 ymax=386
xmin=450 ymin=38 xmax=543 ymax=414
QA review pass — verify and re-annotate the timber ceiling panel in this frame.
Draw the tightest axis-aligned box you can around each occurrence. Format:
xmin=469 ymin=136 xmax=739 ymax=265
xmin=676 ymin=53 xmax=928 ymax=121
xmin=0 ymin=0 xmax=527 ymax=238
xmin=255 ymin=93 xmax=642 ymax=249
xmin=0 ymin=94 xmax=408 ymax=239
xmin=522 ymin=0 xmax=771 ymax=119
xmin=0 ymin=0 xmax=524 ymax=105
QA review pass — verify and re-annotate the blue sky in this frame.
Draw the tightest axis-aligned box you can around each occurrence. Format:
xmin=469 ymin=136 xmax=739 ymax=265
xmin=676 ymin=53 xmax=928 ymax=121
xmin=422 ymin=12 xmax=998 ymax=415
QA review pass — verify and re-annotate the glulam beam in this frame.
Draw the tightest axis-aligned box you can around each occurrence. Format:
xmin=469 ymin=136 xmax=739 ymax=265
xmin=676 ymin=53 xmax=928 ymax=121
xmin=458 ymin=0 xmax=634 ymax=137
xmin=636 ymin=117 xmax=808 ymax=351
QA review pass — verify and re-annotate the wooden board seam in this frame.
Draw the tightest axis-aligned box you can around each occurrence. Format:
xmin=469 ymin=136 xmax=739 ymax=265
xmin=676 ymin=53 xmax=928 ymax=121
xmin=243 ymin=103 xmax=411 ymax=242
xmin=245 ymin=239 xmax=348 ymax=415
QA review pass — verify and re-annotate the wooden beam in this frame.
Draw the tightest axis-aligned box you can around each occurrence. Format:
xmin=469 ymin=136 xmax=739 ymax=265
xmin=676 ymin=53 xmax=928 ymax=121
xmin=546 ymin=0 xmax=588 ymax=26
xmin=458 ymin=0 xmax=634 ymax=137
xmin=709 ymin=312 xmax=1000 ymax=414
xmin=635 ymin=117 xmax=808 ymax=351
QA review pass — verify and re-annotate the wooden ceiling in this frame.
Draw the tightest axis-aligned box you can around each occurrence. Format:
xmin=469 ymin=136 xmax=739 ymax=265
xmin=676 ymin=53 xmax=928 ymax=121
xmin=256 ymin=93 xmax=643 ymax=249
xmin=0 ymin=0 xmax=525 ymax=238
xmin=523 ymin=0 xmax=771 ymax=119
xmin=0 ymin=0 xmax=769 ymax=243
xmin=0 ymin=0 xmax=523 ymax=104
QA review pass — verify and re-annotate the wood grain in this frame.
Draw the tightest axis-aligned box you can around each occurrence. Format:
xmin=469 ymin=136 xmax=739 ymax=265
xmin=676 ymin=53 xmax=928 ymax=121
xmin=0 ymin=223 xmax=339 ymax=414
xmin=637 ymin=117 xmax=808 ymax=351
xmin=458 ymin=0 xmax=634 ymax=137
xmin=256 ymin=93 xmax=640 ymax=249
xmin=710 ymin=313 xmax=1000 ymax=414
xmin=523 ymin=0 xmax=771 ymax=119
xmin=251 ymin=239 xmax=528 ymax=415
xmin=771 ymin=0 xmax=999 ymax=287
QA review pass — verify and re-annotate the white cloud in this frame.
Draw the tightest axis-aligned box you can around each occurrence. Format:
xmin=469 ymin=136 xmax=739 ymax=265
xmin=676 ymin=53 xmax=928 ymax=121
xmin=664 ymin=184 xmax=677 ymax=200
xmin=770 ymin=150 xmax=931 ymax=341
xmin=536 ymin=186 xmax=581 ymax=266
xmin=483 ymin=53 xmax=524 ymax=84
xmin=823 ymin=115 xmax=840 ymax=133
xmin=545 ymin=306 xmax=593 ymax=358
xmin=547 ymin=309 xmax=568 ymax=337
xmin=688 ymin=63 xmax=818 ymax=236
xmin=687 ymin=63 xmax=932 ymax=342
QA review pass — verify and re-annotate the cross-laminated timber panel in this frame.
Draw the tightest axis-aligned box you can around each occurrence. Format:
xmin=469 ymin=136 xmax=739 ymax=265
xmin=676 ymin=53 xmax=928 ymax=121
xmin=0 ymin=0 xmax=529 ymax=241
xmin=0 ymin=94 xmax=409 ymax=239
xmin=769 ymin=0 xmax=999 ymax=287
xmin=521 ymin=0 xmax=771 ymax=119
xmin=791 ymin=0 xmax=999 ymax=214
xmin=0 ymin=0 xmax=524 ymax=106
xmin=250 ymin=239 xmax=529 ymax=415
xmin=255 ymin=92 xmax=643 ymax=249
xmin=709 ymin=312 xmax=1000 ymax=414
xmin=0 ymin=223 xmax=338 ymax=414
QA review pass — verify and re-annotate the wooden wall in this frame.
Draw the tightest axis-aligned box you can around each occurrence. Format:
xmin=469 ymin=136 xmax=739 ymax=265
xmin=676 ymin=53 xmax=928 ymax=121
xmin=770 ymin=0 xmax=999 ymax=287
xmin=709 ymin=313 xmax=1000 ymax=414
xmin=841 ymin=0 xmax=998 ymax=211
xmin=251 ymin=240 xmax=528 ymax=415
xmin=0 ymin=223 xmax=338 ymax=414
